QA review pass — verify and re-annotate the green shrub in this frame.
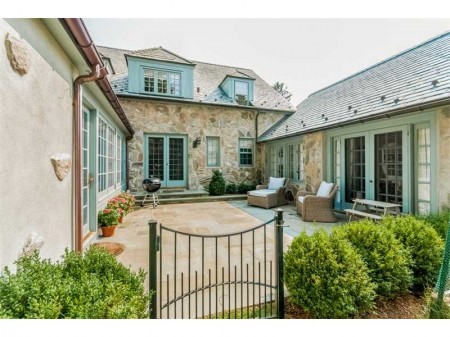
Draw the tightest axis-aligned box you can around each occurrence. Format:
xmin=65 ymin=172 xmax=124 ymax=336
xmin=225 ymin=182 xmax=237 ymax=194
xmin=284 ymin=230 xmax=376 ymax=318
xmin=332 ymin=220 xmax=412 ymax=298
xmin=417 ymin=209 xmax=450 ymax=240
xmin=382 ymin=215 xmax=444 ymax=290
xmin=208 ymin=170 xmax=226 ymax=196
xmin=237 ymin=182 xmax=256 ymax=194
xmin=0 ymin=247 xmax=152 ymax=318
xmin=427 ymin=297 xmax=450 ymax=319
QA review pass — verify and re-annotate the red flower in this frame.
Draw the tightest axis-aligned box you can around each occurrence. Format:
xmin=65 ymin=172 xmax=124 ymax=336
xmin=103 ymin=209 xmax=111 ymax=214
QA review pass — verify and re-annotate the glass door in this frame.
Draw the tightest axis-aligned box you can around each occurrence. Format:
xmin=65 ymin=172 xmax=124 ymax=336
xmin=374 ymin=131 xmax=403 ymax=206
xmin=146 ymin=134 xmax=187 ymax=188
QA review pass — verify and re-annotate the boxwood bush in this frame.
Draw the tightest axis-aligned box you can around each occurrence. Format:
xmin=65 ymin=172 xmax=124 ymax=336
xmin=208 ymin=170 xmax=226 ymax=196
xmin=225 ymin=182 xmax=237 ymax=194
xmin=0 ymin=247 xmax=152 ymax=319
xmin=284 ymin=229 xmax=376 ymax=318
xmin=237 ymin=182 xmax=256 ymax=194
xmin=417 ymin=209 xmax=450 ymax=240
xmin=332 ymin=220 xmax=412 ymax=298
xmin=382 ymin=215 xmax=444 ymax=290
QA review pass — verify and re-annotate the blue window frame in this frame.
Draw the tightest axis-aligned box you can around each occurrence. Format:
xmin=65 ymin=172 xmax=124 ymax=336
xmin=143 ymin=68 xmax=181 ymax=96
xmin=239 ymin=138 xmax=254 ymax=167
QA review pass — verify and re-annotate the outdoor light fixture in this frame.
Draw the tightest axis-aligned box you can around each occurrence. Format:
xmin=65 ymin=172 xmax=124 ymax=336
xmin=193 ymin=137 xmax=201 ymax=148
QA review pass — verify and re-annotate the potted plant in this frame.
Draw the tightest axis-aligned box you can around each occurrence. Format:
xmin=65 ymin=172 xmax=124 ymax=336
xmin=98 ymin=207 xmax=119 ymax=237
xmin=107 ymin=197 xmax=128 ymax=221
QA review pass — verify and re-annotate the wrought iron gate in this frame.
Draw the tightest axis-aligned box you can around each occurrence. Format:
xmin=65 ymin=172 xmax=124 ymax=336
xmin=148 ymin=209 xmax=285 ymax=319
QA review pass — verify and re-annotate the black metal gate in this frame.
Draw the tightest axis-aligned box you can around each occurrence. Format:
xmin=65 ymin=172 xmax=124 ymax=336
xmin=148 ymin=209 xmax=285 ymax=319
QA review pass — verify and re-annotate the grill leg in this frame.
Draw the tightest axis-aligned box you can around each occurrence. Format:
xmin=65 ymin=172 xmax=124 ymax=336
xmin=141 ymin=193 xmax=148 ymax=207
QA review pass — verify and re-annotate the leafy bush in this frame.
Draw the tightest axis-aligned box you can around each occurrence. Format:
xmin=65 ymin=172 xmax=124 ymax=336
xmin=382 ymin=215 xmax=444 ymax=290
xmin=332 ymin=220 xmax=412 ymax=298
xmin=208 ymin=170 xmax=226 ymax=196
xmin=0 ymin=247 xmax=152 ymax=318
xmin=225 ymin=182 xmax=237 ymax=194
xmin=284 ymin=230 xmax=376 ymax=318
xmin=237 ymin=182 xmax=257 ymax=194
xmin=417 ymin=208 xmax=450 ymax=240
xmin=426 ymin=297 xmax=450 ymax=319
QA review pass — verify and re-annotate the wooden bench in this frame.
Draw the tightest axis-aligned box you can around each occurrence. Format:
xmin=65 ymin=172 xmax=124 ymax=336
xmin=344 ymin=209 xmax=382 ymax=221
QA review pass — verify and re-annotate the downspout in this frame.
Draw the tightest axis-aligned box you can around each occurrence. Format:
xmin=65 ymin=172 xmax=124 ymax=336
xmin=255 ymin=110 xmax=261 ymax=184
xmin=73 ymin=64 xmax=101 ymax=252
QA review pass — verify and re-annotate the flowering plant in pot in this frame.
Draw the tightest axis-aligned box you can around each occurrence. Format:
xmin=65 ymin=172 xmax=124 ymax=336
xmin=108 ymin=197 xmax=129 ymax=215
xmin=98 ymin=207 xmax=119 ymax=237
xmin=120 ymin=192 xmax=136 ymax=212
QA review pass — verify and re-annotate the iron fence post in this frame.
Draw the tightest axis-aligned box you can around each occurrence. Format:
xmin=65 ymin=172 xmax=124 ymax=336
xmin=436 ymin=220 xmax=450 ymax=305
xmin=274 ymin=209 xmax=285 ymax=319
xmin=148 ymin=219 xmax=158 ymax=319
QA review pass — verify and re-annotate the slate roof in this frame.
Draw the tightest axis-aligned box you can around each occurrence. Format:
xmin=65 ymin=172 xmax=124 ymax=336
xmin=97 ymin=46 xmax=294 ymax=112
xmin=259 ymin=31 xmax=450 ymax=142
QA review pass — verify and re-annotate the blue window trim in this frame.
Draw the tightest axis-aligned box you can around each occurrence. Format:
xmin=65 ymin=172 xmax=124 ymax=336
xmin=140 ymin=66 xmax=182 ymax=98
xmin=238 ymin=138 xmax=254 ymax=168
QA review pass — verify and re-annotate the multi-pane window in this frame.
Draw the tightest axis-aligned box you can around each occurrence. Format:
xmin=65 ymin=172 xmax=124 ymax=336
xmin=333 ymin=138 xmax=341 ymax=204
xmin=116 ymin=134 xmax=122 ymax=186
xmin=267 ymin=141 xmax=304 ymax=181
xmin=235 ymin=81 xmax=249 ymax=106
xmin=415 ymin=126 xmax=431 ymax=214
xmin=98 ymin=117 xmax=125 ymax=195
xmin=143 ymin=68 xmax=180 ymax=96
xmin=207 ymin=137 xmax=220 ymax=167
xmin=98 ymin=119 xmax=107 ymax=193
xmin=239 ymin=138 xmax=254 ymax=166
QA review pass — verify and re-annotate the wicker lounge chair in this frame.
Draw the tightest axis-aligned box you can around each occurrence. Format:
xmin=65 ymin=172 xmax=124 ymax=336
xmin=296 ymin=182 xmax=339 ymax=222
xmin=247 ymin=177 xmax=289 ymax=209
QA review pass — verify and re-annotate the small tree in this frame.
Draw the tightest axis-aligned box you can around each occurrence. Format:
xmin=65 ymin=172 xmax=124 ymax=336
xmin=272 ymin=81 xmax=292 ymax=101
xmin=208 ymin=170 xmax=226 ymax=196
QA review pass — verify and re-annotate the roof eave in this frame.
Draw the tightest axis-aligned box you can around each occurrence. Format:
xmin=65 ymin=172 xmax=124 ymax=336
xmin=124 ymin=53 xmax=196 ymax=66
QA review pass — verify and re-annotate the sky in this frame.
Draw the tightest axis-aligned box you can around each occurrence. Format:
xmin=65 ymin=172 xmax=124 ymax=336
xmin=84 ymin=18 xmax=450 ymax=106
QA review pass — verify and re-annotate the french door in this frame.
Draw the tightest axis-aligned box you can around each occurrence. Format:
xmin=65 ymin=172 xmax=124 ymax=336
xmin=335 ymin=126 xmax=409 ymax=212
xmin=145 ymin=134 xmax=187 ymax=188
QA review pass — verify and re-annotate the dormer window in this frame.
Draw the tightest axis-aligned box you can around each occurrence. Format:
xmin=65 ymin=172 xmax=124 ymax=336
xmin=143 ymin=68 xmax=181 ymax=96
xmin=235 ymin=81 xmax=249 ymax=106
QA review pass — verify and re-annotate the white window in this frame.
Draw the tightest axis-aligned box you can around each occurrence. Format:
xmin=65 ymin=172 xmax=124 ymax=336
xmin=239 ymin=138 xmax=254 ymax=167
xmin=268 ymin=140 xmax=304 ymax=181
xmin=143 ymin=69 xmax=180 ymax=96
xmin=207 ymin=137 xmax=220 ymax=167
xmin=116 ymin=134 xmax=122 ymax=186
xmin=415 ymin=125 xmax=431 ymax=214
xmin=235 ymin=81 xmax=249 ymax=106
xmin=98 ymin=117 xmax=122 ymax=197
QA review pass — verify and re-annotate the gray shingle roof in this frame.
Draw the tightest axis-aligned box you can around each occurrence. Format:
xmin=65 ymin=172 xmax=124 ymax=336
xmin=259 ymin=31 xmax=450 ymax=142
xmin=126 ymin=47 xmax=195 ymax=65
xmin=97 ymin=46 xmax=294 ymax=112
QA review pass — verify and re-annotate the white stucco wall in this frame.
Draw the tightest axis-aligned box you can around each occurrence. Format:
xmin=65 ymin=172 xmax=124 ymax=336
xmin=0 ymin=19 xmax=74 ymax=269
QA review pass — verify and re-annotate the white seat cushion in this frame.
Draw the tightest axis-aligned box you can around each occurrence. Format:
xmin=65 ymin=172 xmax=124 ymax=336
xmin=317 ymin=181 xmax=334 ymax=197
xmin=267 ymin=177 xmax=285 ymax=190
xmin=248 ymin=189 xmax=277 ymax=197
xmin=298 ymin=196 xmax=305 ymax=204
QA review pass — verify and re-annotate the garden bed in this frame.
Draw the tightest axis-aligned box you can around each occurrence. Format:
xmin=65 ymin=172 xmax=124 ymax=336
xmin=285 ymin=293 xmax=427 ymax=319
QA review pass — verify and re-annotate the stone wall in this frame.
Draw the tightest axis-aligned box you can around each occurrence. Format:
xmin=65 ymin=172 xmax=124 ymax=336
xmin=257 ymin=131 xmax=325 ymax=192
xmin=121 ymin=99 xmax=287 ymax=192
xmin=438 ymin=105 xmax=450 ymax=209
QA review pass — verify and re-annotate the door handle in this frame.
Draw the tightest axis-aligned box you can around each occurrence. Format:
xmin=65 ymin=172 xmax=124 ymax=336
xmin=87 ymin=174 xmax=94 ymax=187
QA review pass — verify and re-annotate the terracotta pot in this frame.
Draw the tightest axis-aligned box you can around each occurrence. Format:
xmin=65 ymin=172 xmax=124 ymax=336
xmin=101 ymin=226 xmax=116 ymax=237
xmin=118 ymin=215 xmax=123 ymax=223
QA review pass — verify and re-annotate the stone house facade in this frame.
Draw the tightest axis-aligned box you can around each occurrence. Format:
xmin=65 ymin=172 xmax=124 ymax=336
xmin=98 ymin=46 xmax=294 ymax=192
xmin=259 ymin=32 xmax=450 ymax=214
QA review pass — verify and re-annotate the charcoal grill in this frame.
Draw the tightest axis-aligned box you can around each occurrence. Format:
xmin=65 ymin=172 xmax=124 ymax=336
xmin=141 ymin=177 xmax=161 ymax=208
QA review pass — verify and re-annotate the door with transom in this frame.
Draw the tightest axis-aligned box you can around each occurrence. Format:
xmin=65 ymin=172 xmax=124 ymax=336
xmin=145 ymin=134 xmax=187 ymax=188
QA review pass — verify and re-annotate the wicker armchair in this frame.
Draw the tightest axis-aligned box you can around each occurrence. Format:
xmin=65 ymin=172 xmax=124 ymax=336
xmin=247 ymin=178 xmax=289 ymax=209
xmin=296 ymin=183 xmax=339 ymax=222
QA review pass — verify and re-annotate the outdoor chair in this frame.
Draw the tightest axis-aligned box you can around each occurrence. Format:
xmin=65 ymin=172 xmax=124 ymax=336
xmin=296 ymin=181 xmax=339 ymax=222
xmin=247 ymin=177 xmax=289 ymax=209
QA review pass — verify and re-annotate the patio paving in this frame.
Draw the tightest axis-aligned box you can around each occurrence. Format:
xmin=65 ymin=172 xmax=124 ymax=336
xmin=93 ymin=200 xmax=346 ymax=318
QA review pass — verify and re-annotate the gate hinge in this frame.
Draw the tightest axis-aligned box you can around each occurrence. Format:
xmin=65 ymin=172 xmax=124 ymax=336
xmin=277 ymin=220 xmax=289 ymax=227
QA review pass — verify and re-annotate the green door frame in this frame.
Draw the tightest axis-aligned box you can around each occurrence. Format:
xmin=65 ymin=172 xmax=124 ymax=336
xmin=143 ymin=133 xmax=188 ymax=188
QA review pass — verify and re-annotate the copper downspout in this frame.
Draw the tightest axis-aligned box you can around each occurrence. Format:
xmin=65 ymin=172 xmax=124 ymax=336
xmin=73 ymin=65 xmax=101 ymax=252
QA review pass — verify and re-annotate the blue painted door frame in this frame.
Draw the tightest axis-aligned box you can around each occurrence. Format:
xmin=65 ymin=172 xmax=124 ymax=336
xmin=144 ymin=133 xmax=188 ymax=188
